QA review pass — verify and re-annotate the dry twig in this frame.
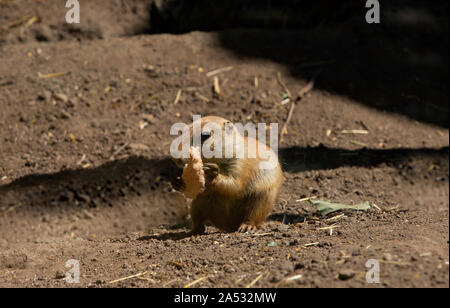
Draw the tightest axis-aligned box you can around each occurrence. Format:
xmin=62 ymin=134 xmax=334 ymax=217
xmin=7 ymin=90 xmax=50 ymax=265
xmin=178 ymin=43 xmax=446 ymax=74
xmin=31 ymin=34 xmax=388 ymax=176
xmin=184 ymin=276 xmax=207 ymax=288
xmin=173 ymin=89 xmax=182 ymax=105
xmin=280 ymin=77 xmax=316 ymax=143
xmin=276 ymin=72 xmax=291 ymax=98
xmin=109 ymin=272 xmax=147 ymax=284
xmin=206 ymin=66 xmax=233 ymax=77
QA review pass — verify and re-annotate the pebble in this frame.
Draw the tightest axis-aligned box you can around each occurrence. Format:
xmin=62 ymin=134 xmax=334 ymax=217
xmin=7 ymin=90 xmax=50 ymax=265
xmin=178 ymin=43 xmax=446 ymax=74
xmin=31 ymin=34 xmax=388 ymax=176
xmin=338 ymin=269 xmax=355 ymax=280
xmin=54 ymin=93 xmax=69 ymax=103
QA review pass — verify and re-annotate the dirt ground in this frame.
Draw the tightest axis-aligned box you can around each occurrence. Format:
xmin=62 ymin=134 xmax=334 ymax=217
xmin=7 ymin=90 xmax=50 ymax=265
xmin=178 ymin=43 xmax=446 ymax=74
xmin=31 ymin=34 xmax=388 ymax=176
xmin=0 ymin=0 xmax=449 ymax=288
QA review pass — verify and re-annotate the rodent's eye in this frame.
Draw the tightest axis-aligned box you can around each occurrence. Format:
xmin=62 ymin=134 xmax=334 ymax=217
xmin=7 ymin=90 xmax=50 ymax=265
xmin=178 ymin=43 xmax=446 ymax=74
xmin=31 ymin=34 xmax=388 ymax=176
xmin=201 ymin=131 xmax=211 ymax=143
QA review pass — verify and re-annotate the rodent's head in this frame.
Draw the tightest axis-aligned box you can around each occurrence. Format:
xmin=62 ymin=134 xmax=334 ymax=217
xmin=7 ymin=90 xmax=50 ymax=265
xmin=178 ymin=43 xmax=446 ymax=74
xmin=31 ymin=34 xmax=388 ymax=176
xmin=172 ymin=116 xmax=243 ymax=168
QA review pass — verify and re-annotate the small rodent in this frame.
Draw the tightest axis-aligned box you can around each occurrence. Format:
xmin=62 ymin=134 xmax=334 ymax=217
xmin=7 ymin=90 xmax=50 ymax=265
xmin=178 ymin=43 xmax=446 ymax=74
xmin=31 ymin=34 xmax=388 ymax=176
xmin=173 ymin=116 xmax=284 ymax=234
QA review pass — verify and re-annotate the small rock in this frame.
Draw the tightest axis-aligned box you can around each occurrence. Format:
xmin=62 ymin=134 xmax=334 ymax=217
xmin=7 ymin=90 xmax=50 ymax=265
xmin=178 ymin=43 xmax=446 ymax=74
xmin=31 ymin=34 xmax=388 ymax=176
xmin=54 ymin=93 xmax=69 ymax=103
xmin=55 ymin=271 xmax=65 ymax=279
xmin=338 ymin=269 xmax=355 ymax=281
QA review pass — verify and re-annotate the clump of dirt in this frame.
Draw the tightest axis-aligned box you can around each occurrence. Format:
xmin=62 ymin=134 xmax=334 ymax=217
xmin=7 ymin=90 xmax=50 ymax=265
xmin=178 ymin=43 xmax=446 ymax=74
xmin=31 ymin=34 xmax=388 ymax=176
xmin=0 ymin=0 xmax=448 ymax=288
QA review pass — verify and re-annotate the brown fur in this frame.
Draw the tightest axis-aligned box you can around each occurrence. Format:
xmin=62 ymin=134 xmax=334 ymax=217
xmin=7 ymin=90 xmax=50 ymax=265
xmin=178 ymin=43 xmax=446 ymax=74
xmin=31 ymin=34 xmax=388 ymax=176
xmin=174 ymin=116 xmax=284 ymax=234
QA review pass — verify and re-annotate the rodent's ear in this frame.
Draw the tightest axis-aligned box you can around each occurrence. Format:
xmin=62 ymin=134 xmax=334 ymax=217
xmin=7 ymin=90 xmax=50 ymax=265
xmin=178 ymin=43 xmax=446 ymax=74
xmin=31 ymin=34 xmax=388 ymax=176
xmin=224 ymin=121 xmax=234 ymax=135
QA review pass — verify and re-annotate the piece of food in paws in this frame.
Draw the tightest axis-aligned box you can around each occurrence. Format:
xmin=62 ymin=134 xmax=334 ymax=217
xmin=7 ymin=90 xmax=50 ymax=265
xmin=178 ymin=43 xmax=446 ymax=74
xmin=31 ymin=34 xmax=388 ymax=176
xmin=181 ymin=146 xmax=205 ymax=199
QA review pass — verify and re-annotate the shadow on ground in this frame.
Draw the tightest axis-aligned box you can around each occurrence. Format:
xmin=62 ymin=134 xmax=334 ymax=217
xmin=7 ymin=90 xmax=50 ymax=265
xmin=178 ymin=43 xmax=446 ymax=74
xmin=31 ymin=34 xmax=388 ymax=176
xmin=1 ymin=146 xmax=447 ymax=210
xmin=0 ymin=156 xmax=183 ymax=210
xmin=149 ymin=0 xmax=449 ymax=127
xmin=278 ymin=146 xmax=449 ymax=173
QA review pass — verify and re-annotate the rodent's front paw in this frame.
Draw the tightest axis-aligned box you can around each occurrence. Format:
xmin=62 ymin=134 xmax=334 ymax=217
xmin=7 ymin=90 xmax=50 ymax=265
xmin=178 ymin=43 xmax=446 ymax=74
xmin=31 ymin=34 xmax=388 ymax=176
xmin=203 ymin=163 xmax=220 ymax=183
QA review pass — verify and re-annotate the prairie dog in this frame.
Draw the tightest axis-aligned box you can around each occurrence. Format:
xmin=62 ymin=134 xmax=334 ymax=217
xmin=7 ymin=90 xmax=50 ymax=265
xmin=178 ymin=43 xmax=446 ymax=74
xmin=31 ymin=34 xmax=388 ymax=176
xmin=173 ymin=116 xmax=284 ymax=234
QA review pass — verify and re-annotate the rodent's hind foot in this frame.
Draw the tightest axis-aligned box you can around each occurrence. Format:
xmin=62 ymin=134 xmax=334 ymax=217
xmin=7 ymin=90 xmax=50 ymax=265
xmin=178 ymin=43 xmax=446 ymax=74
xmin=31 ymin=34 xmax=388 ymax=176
xmin=237 ymin=223 xmax=258 ymax=233
xmin=189 ymin=224 xmax=206 ymax=236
